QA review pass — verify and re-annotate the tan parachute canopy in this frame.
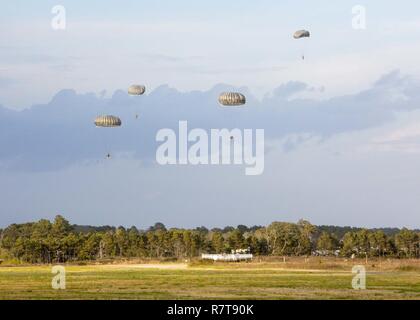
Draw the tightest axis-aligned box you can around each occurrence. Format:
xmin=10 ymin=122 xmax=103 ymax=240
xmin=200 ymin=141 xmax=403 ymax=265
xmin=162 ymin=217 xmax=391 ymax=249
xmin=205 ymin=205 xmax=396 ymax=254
xmin=218 ymin=92 xmax=246 ymax=106
xmin=128 ymin=85 xmax=146 ymax=96
xmin=94 ymin=115 xmax=122 ymax=127
xmin=293 ymin=30 xmax=310 ymax=39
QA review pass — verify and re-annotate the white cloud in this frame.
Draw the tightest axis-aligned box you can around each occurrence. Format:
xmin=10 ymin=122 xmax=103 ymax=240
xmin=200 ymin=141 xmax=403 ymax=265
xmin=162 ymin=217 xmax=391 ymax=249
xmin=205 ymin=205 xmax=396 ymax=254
xmin=367 ymin=112 xmax=420 ymax=154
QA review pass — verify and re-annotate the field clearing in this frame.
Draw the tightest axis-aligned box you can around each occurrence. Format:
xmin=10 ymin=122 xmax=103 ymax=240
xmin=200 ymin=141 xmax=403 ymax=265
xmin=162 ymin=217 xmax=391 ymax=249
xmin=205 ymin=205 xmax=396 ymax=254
xmin=0 ymin=258 xmax=419 ymax=300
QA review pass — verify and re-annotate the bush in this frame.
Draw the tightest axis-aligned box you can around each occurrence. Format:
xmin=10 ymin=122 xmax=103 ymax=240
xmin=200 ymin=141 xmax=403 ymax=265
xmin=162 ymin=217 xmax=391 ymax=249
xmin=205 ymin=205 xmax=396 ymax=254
xmin=188 ymin=259 xmax=215 ymax=267
xmin=2 ymin=258 xmax=22 ymax=266
xmin=397 ymin=265 xmax=420 ymax=272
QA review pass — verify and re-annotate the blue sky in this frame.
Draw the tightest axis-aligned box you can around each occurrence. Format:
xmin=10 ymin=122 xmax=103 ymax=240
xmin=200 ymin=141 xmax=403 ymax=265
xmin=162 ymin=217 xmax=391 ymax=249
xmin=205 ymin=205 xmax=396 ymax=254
xmin=1 ymin=1 xmax=420 ymax=229
xmin=2 ymin=1 xmax=420 ymax=108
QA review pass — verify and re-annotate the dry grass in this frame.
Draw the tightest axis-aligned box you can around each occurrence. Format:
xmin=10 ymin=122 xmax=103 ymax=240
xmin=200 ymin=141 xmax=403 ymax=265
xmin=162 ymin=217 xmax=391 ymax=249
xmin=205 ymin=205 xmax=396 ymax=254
xmin=190 ymin=256 xmax=420 ymax=272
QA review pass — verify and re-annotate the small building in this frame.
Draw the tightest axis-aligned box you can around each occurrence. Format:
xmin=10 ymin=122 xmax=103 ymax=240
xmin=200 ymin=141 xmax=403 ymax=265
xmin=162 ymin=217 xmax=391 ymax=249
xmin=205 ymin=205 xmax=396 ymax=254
xmin=201 ymin=253 xmax=253 ymax=262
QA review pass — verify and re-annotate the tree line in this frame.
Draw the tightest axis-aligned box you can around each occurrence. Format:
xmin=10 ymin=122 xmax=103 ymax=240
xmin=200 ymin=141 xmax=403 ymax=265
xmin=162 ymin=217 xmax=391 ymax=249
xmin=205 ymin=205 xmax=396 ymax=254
xmin=0 ymin=216 xmax=419 ymax=264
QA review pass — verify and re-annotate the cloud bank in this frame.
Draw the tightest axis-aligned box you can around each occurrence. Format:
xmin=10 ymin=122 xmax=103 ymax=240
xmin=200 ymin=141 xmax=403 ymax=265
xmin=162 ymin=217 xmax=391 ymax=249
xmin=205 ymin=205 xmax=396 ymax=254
xmin=0 ymin=70 xmax=419 ymax=172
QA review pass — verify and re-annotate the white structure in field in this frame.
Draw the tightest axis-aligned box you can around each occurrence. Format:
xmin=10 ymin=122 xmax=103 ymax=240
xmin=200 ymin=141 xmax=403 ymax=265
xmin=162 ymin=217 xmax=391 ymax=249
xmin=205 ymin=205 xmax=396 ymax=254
xmin=201 ymin=254 xmax=253 ymax=262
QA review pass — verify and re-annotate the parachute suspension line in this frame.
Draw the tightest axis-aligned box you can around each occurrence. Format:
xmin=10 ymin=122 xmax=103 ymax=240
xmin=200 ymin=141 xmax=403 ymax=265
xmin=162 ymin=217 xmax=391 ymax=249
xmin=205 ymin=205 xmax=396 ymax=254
xmin=100 ymin=128 xmax=111 ymax=161
xmin=302 ymin=38 xmax=307 ymax=61
xmin=94 ymin=115 xmax=122 ymax=161
xmin=293 ymin=29 xmax=310 ymax=61
xmin=128 ymin=84 xmax=146 ymax=155
xmin=218 ymin=92 xmax=246 ymax=147
xmin=128 ymin=84 xmax=146 ymax=119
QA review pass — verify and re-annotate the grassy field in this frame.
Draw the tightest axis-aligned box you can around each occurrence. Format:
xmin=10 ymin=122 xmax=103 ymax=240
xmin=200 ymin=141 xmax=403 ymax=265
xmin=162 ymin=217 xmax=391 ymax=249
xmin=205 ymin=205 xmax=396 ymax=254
xmin=0 ymin=258 xmax=419 ymax=300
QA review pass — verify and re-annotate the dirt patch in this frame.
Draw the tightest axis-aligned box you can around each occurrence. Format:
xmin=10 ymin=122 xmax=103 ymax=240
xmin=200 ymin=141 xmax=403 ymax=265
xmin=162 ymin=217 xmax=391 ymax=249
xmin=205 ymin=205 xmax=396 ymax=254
xmin=102 ymin=263 xmax=189 ymax=270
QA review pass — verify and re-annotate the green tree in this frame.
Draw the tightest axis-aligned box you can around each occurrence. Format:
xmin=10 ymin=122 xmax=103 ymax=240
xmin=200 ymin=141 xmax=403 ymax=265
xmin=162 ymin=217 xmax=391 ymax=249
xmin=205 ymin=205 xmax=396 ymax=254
xmin=78 ymin=233 xmax=101 ymax=260
xmin=368 ymin=231 xmax=389 ymax=257
xmin=115 ymin=227 xmax=128 ymax=257
xmin=227 ymin=229 xmax=245 ymax=251
xmin=395 ymin=229 xmax=419 ymax=258
xmin=51 ymin=215 xmax=72 ymax=237
xmin=317 ymin=232 xmax=339 ymax=253
xmin=341 ymin=232 xmax=357 ymax=257
xmin=297 ymin=220 xmax=316 ymax=255
xmin=266 ymin=222 xmax=301 ymax=256
xmin=211 ymin=232 xmax=225 ymax=253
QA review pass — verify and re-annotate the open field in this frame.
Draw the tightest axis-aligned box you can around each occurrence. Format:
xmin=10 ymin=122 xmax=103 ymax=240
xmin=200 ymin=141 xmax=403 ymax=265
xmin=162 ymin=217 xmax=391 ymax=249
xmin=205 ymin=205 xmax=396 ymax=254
xmin=0 ymin=258 xmax=419 ymax=300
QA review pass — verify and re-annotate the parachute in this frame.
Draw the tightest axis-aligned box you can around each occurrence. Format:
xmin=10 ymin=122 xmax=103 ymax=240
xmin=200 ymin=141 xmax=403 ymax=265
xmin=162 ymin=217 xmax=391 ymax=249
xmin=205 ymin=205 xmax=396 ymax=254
xmin=218 ymin=92 xmax=246 ymax=106
xmin=128 ymin=85 xmax=145 ymax=120
xmin=293 ymin=30 xmax=310 ymax=60
xmin=128 ymin=85 xmax=146 ymax=96
xmin=94 ymin=115 xmax=122 ymax=127
xmin=293 ymin=30 xmax=310 ymax=39
xmin=94 ymin=116 xmax=122 ymax=159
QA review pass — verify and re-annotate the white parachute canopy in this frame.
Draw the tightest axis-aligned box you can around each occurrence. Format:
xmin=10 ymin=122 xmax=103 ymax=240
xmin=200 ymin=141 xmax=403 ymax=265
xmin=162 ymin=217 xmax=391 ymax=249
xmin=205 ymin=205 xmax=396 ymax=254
xmin=218 ymin=92 xmax=246 ymax=107
xmin=94 ymin=115 xmax=122 ymax=127
xmin=128 ymin=85 xmax=146 ymax=96
xmin=293 ymin=30 xmax=310 ymax=39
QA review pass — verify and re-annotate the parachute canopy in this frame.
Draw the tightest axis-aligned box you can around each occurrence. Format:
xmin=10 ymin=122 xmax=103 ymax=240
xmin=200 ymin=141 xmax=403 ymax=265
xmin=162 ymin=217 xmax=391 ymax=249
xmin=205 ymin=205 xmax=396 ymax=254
xmin=128 ymin=85 xmax=146 ymax=96
xmin=94 ymin=115 xmax=122 ymax=127
xmin=293 ymin=30 xmax=310 ymax=39
xmin=218 ymin=92 xmax=246 ymax=106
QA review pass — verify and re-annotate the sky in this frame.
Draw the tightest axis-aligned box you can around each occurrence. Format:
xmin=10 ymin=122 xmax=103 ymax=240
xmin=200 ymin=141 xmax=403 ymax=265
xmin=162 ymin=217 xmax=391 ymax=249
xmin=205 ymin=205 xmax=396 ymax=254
xmin=1 ymin=1 xmax=420 ymax=229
